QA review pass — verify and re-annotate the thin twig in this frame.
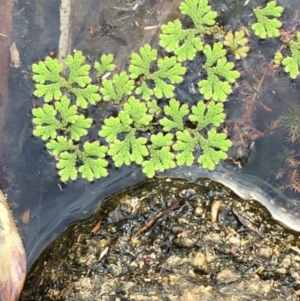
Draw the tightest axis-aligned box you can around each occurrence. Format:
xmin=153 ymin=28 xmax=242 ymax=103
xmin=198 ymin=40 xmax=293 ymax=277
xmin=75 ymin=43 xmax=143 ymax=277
xmin=133 ymin=197 xmax=186 ymax=238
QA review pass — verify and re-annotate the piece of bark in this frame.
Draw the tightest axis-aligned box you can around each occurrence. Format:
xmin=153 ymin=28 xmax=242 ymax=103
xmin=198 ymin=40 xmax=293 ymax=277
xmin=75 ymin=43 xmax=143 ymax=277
xmin=0 ymin=190 xmax=27 ymax=301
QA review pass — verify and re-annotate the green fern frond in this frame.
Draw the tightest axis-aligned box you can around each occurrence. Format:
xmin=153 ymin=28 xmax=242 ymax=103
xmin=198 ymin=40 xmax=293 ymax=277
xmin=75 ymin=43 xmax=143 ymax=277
xmin=203 ymin=42 xmax=226 ymax=67
xmin=123 ymin=97 xmax=153 ymax=129
xmin=160 ymin=99 xmax=189 ymax=131
xmin=159 ymin=20 xmax=190 ymax=53
xmin=79 ymin=141 xmax=108 ymax=181
xmin=199 ymin=42 xmax=240 ymax=101
xmin=252 ymin=1 xmax=283 ymax=39
xmin=66 ymin=115 xmax=93 ymax=141
xmin=32 ymin=96 xmax=92 ymax=142
xmin=159 ymin=0 xmax=218 ymax=62
xmin=171 ymin=100 xmax=231 ymax=169
xmin=32 ymin=104 xmax=60 ymax=140
xmin=160 ymin=21 xmax=202 ymax=62
xmin=66 ymin=51 xmax=91 ymax=87
xmin=282 ymin=32 xmax=300 ymax=79
xmin=173 ymin=130 xmax=197 ymax=166
xmin=54 ymin=96 xmax=78 ymax=123
xmin=99 ymin=97 xmax=152 ymax=167
xmin=189 ymin=101 xmax=225 ymax=130
xmin=46 ymin=136 xmax=75 ymax=156
xmin=94 ymin=54 xmax=116 ymax=77
xmin=32 ymin=57 xmax=67 ymax=101
xmin=274 ymin=51 xmax=283 ymax=65
xmin=129 ymin=44 xmax=157 ymax=79
xmin=54 ymin=96 xmax=92 ymax=140
xmin=32 ymin=51 xmax=100 ymax=108
xmin=198 ymin=129 xmax=232 ymax=170
xmin=180 ymin=0 xmax=217 ymax=31
xmin=108 ymin=133 xmax=148 ymax=166
xmin=100 ymin=71 xmax=134 ymax=102
xmin=147 ymin=100 xmax=162 ymax=115
xmin=129 ymin=44 xmax=186 ymax=100
xmin=142 ymin=133 xmax=175 ymax=178
xmin=70 ymin=85 xmax=100 ymax=109
xmin=223 ymin=30 xmax=250 ymax=60
xmin=56 ymin=152 xmax=78 ymax=182
xmin=99 ymin=111 xmax=132 ymax=142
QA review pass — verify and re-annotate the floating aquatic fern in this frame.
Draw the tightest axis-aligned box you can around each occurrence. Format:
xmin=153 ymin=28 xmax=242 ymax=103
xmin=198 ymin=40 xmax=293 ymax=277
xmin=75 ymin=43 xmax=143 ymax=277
xmin=252 ymin=1 xmax=284 ymax=39
xmin=128 ymin=44 xmax=186 ymax=100
xmin=164 ymin=100 xmax=232 ymax=169
xmin=32 ymin=96 xmax=92 ymax=141
xmin=94 ymin=54 xmax=116 ymax=77
xmin=281 ymin=32 xmax=300 ymax=79
xmin=99 ymin=97 xmax=152 ymax=167
xmin=223 ymin=30 xmax=250 ymax=60
xmin=100 ymin=71 xmax=134 ymax=102
xmin=159 ymin=0 xmax=218 ymax=62
xmin=31 ymin=0 xmax=251 ymax=182
xmin=142 ymin=133 xmax=175 ymax=178
xmin=47 ymin=138 xmax=108 ymax=182
xmin=33 ymin=51 xmax=100 ymax=109
xmin=198 ymin=42 xmax=240 ymax=101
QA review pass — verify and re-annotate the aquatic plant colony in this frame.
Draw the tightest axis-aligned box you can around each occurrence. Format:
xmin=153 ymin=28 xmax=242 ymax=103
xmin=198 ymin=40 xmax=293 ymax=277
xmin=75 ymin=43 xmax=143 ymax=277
xmin=31 ymin=0 xmax=299 ymax=183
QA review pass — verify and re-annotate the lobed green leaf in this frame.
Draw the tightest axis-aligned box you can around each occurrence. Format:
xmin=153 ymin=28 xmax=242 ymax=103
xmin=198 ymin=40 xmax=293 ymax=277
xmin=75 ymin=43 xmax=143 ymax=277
xmin=189 ymin=101 xmax=225 ymax=130
xmin=46 ymin=136 xmax=74 ymax=156
xmin=66 ymin=51 xmax=91 ymax=87
xmin=252 ymin=1 xmax=283 ymax=39
xmin=32 ymin=104 xmax=60 ymax=140
xmin=99 ymin=111 xmax=132 ymax=142
xmin=79 ymin=141 xmax=108 ymax=181
xmin=55 ymin=96 xmax=78 ymax=124
xmin=282 ymin=32 xmax=300 ymax=79
xmin=142 ymin=133 xmax=175 ymax=177
xmin=57 ymin=152 xmax=78 ymax=182
xmin=67 ymin=115 xmax=93 ymax=141
xmin=198 ymin=129 xmax=232 ymax=170
xmin=100 ymin=71 xmax=134 ymax=103
xmin=173 ymin=130 xmax=197 ymax=166
xmin=34 ymin=83 xmax=63 ymax=102
xmin=124 ymin=97 xmax=153 ymax=128
xmin=32 ymin=56 xmax=65 ymax=84
xmin=71 ymin=84 xmax=100 ymax=109
xmin=180 ymin=0 xmax=217 ymax=31
xmin=160 ymin=99 xmax=189 ymax=131
xmin=129 ymin=44 xmax=157 ymax=79
xmin=94 ymin=54 xmax=116 ymax=77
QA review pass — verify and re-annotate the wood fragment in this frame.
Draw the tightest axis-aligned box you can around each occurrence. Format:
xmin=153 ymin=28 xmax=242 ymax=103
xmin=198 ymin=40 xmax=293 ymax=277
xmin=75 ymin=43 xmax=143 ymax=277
xmin=99 ymin=247 xmax=109 ymax=261
xmin=211 ymin=200 xmax=222 ymax=222
xmin=9 ymin=42 xmax=20 ymax=68
xmin=91 ymin=219 xmax=102 ymax=234
xmin=144 ymin=25 xmax=158 ymax=30
xmin=232 ymin=208 xmax=265 ymax=238
xmin=0 ymin=190 xmax=26 ymax=301
xmin=133 ymin=197 xmax=186 ymax=238
xmin=289 ymin=246 xmax=300 ymax=255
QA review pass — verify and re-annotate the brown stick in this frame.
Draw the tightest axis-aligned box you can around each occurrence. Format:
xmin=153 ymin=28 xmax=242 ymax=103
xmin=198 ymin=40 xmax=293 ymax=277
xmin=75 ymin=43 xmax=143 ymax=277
xmin=132 ymin=197 xmax=186 ymax=238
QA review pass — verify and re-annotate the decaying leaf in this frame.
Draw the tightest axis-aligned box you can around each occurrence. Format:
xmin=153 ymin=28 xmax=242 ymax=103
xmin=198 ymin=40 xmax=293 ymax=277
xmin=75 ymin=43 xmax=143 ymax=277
xmin=0 ymin=190 xmax=26 ymax=301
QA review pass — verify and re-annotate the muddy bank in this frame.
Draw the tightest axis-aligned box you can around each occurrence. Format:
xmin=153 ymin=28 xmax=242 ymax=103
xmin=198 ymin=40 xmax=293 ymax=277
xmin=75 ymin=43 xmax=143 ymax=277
xmin=21 ymin=177 xmax=300 ymax=300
